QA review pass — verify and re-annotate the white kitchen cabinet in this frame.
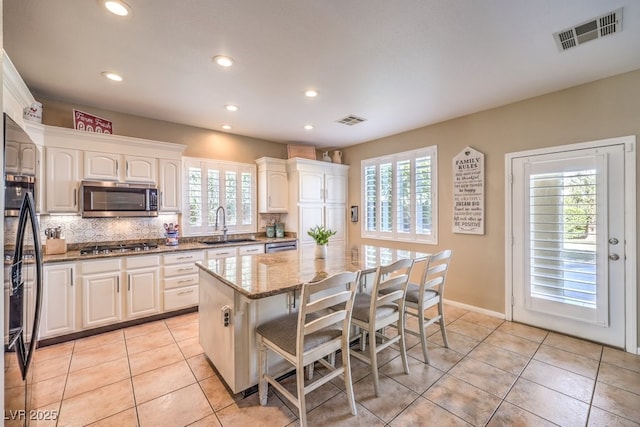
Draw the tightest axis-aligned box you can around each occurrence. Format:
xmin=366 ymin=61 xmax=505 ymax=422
xmin=256 ymin=157 xmax=288 ymax=213
xmin=163 ymin=251 xmax=203 ymax=311
xmin=45 ymin=147 xmax=80 ymax=213
xmin=40 ymin=263 xmax=76 ymax=338
xmin=125 ymin=155 xmax=156 ymax=183
xmin=286 ymin=158 xmax=349 ymax=247
xmin=238 ymin=244 xmax=265 ymax=255
xmin=5 ymin=141 xmax=38 ymax=176
xmin=81 ymin=258 xmax=122 ymax=329
xmin=125 ymin=255 xmax=161 ymax=319
xmin=84 ymin=151 xmax=156 ymax=183
xmin=206 ymin=247 xmax=239 ymax=260
xmin=4 ymin=265 xmax=36 ymax=344
xmin=158 ymin=158 xmax=181 ymax=212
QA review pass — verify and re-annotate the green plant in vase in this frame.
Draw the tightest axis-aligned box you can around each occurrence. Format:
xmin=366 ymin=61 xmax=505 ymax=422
xmin=307 ymin=225 xmax=336 ymax=258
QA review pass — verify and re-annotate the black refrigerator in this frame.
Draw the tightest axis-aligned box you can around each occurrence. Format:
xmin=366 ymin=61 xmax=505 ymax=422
xmin=3 ymin=113 xmax=43 ymax=427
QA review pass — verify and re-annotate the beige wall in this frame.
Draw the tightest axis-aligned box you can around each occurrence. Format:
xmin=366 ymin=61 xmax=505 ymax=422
xmin=36 ymin=96 xmax=288 ymax=163
xmin=344 ymin=69 xmax=640 ymax=342
xmin=35 ymin=69 xmax=640 ymax=345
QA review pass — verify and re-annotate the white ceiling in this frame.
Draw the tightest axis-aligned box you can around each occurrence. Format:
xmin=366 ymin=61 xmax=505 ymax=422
xmin=4 ymin=1 xmax=640 ymax=149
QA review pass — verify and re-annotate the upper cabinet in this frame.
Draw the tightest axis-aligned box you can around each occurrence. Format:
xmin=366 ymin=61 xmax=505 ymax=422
xmin=256 ymin=157 xmax=288 ymax=213
xmin=46 ymin=147 xmax=80 ymax=213
xmin=286 ymin=158 xmax=349 ymax=247
xmin=84 ymin=151 xmax=156 ymax=183
xmin=158 ymin=158 xmax=181 ymax=212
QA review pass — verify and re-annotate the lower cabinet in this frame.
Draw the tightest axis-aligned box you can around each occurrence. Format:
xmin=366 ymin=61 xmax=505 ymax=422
xmin=81 ymin=255 xmax=161 ymax=329
xmin=81 ymin=258 xmax=123 ymax=329
xmin=163 ymin=251 xmax=203 ymax=311
xmin=41 ymin=263 xmax=76 ymax=339
xmin=40 ymin=245 xmax=261 ymax=340
xmin=125 ymin=255 xmax=161 ymax=319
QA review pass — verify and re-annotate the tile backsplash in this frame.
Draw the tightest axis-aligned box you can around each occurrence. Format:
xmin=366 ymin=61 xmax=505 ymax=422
xmin=5 ymin=214 xmax=179 ymax=245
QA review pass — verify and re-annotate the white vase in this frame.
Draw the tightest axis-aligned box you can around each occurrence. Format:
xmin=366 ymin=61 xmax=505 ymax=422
xmin=332 ymin=150 xmax=342 ymax=164
xmin=314 ymin=244 xmax=328 ymax=259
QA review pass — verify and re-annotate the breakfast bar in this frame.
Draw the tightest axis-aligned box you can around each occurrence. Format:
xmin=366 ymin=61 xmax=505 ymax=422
xmin=196 ymin=244 xmax=427 ymax=394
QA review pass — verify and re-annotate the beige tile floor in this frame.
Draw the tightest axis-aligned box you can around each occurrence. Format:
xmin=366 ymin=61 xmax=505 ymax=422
xmin=7 ymin=305 xmax=640 ymax=426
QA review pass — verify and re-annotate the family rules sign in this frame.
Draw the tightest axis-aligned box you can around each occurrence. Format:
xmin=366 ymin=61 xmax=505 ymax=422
xmin=453 ymin=146 xmax=485 ymax=235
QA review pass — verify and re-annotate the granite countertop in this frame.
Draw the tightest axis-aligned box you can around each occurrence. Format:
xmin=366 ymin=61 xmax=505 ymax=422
xmin=196 ymin=244 xmax=429 ymax=299
xmin=41 ymin=236 xmax=298 ymax=264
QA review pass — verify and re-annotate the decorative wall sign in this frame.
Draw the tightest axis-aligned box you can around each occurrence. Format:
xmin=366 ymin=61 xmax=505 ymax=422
xmin=73 ymin=109 xmax=113 ymax=134
xmin=452 ymin=146 xmax=485 ymax=234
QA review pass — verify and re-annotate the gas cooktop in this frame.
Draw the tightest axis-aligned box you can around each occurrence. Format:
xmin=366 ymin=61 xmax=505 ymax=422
xmin=79 ymin=242 xmax=158 ymax=256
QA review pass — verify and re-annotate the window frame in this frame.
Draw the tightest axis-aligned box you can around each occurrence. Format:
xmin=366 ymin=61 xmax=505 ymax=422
xmin=182 ymin=157 xmax=257 ymax=237
xmin=361 ymin=146 xmax=438 ymax=244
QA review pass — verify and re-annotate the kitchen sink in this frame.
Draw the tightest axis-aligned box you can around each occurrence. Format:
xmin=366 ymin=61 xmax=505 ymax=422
xmin=202 ymin=238 xmax=258 ymax=245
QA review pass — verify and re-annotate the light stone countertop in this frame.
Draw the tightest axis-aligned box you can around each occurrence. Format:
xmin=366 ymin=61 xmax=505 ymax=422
xmin=196 ymin=244 xmax=429 ymax=299
xmin=41 ymin=237 xmax=298 ymax=264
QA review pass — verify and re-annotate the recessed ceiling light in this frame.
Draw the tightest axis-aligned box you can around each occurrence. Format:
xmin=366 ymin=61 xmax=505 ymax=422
xmin=101 ymin=71 xmax=123 ymax=82
xmin=305 ymin=90 xmax=318 ymax=98
xmin=221 ymin=124 xmax=232 ymax=130
xmin=304 ymin=124 xmax=314 ymax=130
xmin=213 ymin=56 xmax=234 ymax=67
xmin=101 ymin=0 xmax=131 ymax=17
xmin=225 ymin=105 xmax=239 ymax=112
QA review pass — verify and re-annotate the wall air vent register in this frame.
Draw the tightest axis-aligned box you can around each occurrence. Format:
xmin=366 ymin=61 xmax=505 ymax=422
xmin=553 ymin=8 xmax=622 ymax=52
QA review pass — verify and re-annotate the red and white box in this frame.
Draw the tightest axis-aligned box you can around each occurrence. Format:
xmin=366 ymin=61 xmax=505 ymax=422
xmin=73 ymin=109 xmax=113 ymax=134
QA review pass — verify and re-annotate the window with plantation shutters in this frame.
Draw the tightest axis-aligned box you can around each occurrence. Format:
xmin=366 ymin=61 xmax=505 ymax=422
xmin=361 ymin=146 xmax=437 ymax=243
xmin=183 ymin=158 xmax=256 ymax=236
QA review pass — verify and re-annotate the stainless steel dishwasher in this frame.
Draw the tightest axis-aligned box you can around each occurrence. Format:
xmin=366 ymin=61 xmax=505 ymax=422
xmin=265 ymin=240 xmax=298 ymax=253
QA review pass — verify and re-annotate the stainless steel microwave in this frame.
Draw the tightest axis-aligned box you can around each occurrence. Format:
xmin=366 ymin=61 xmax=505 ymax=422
xmin=80 ymin=181 xmax=158 ymax=217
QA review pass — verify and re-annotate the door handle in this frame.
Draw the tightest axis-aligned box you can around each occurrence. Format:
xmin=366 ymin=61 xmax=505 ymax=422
xmin=609 ymin=238 xmax=619 ymax=245
xmin=609 ymin=254 xmax=620 ymax=261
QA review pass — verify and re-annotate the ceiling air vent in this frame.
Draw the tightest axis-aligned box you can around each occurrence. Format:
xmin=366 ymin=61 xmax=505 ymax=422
xmin=336 ymin=115 xmax=367 ymax=126
xmin=553 ymin=8 xmax=622 ymax=52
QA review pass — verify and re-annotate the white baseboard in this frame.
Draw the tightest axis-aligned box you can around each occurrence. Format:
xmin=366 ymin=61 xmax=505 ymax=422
xmin=443 ymin=299 xmax=505 ymax=320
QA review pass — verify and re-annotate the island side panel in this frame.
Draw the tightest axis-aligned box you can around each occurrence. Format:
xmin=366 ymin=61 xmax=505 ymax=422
xmin=199 ymin=269 xmax=292 ymax=394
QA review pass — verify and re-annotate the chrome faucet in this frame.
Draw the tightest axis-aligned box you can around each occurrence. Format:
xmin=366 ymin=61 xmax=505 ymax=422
xmin=214 ymin=206 xmax=228 ymax=241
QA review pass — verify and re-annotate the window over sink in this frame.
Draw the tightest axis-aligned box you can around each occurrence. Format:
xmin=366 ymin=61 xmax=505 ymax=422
xmin=183 ymin=157 xmax=256 ymax=236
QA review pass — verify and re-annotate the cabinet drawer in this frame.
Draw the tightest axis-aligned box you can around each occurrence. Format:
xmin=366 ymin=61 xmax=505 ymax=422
xmin=126 ymin=255 xmax=160 ymax=269
xmin=164 ymin=274 xmax=199 ymax=290
xmin=163 ymin=251 xmax=204 ymax=265
xmin=164 ymin=263 xmax=200 ymax=278
xmin=164 ymin=285 xmax=198 ymax=311
xmin=206 ymin=247 xmax=238 ymax=259
xmin=80 ymin=258 xmax=121 ymax=274
xmin=238 ymin=244 xmax=265 ymax=255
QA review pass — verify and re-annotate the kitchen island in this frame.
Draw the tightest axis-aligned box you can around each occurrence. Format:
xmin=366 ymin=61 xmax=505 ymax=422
xmin=196 ymin=244 xmax=427 ymax=394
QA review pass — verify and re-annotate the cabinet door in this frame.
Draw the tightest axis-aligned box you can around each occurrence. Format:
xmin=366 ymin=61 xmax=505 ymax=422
xmin=325 ymin=204 xmax=346 ymax=242
xmin=325 ymin=173 xmax=347 ymax=204
xmin=41 ymin=264 xmax=76 ymax=338
xmin=299 ymin=170 xmax=324 ymax=203
xmin=158 ymin=159 xmax=181 ymax=212
xmin=126 ymin=268 xmax=160 ymax=319
xmin=260 ymin=171 xmax=288 ymax=213
xmin=84 ymin=151 xmax=119 ymax=181
xmin=46 ymin=147 xmax=80 ymax=213
xmin=125 ymin=155 xmax=156 ymax=183
xmin=82 ymin=272 xmax=122 ymax=329
xmin=4 ymin=141 xmax=20 ymax=173
xmin=299 ymin=205 xmax=324 ymax=246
